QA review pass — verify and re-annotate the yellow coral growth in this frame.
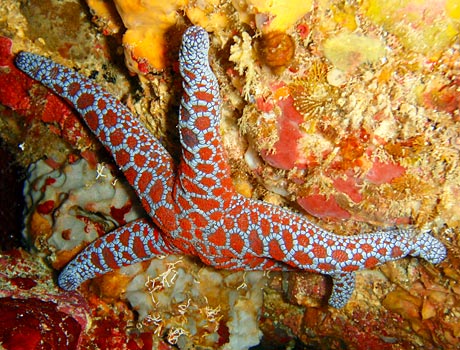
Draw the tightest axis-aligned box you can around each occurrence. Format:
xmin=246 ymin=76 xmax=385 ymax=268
xmin=112 ymin=0 xmax=188 ymax=72
xmin=233 ymin=0 xmax=313 ymax=32
xmin=186 ymin=0 xmax=228 ymax=33
xmin=87 ymin=0 xmax=124 ymax=35
xmin=87 ymin=0 xmax=232 ymax=73
xmin=363 ymin=0 xmax=460 ymax=57
xmin=447 ymin=0 xmax=460 ymax=19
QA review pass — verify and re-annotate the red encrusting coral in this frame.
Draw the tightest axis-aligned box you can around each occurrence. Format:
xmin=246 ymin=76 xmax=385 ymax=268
xmin=0 ymin=250 xmax=90 ymax=349
xmin=81 ymin=299 xmax=159 ymax=350
xmin=297 ymin=193 xmax=351 ymax=220
xmin=0 ymin=37 xmax=33 ymax=115
xmin=332 ymin=172 xmax=364 ymax=203
xmin=259 ymin=91 xmax=308 ymax=170
xmin=422 ymin=83 xmax=460 ymax=117
xmin=254 ymin=81 xmax=409 ymax=221
xmin=365 ymin=160 xmax=406 ymax=185
xmin=0 ymin=36 xmax=93 ymax=151
xmin=0 ymin=248 xmax=162 ymax=350
xmin=0 ymin=297 xmax=82 ymax=350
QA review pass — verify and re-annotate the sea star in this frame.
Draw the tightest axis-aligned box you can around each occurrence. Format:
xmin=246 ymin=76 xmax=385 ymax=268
xmin=16 ymin=26 xmax=446 ymax=308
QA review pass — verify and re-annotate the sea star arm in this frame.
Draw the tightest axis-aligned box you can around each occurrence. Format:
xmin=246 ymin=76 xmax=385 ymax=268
xmin=162 ymin=26 xmax=239 ymax=258
xmin=330 ymin=272 xmax=356 ymax=308
xmin=177 ymin=26 xmax=235 ymax=203
xmin=218 ymin=195 xmax=447 ymax=271
xmin=224 ymin=197 xmax=446 ymax=306
xmin=58 ymin=218 xmax=180 ymax=290
xmin=15 ymin=52 xmax=178 ymax=233
xmin=175 ymin=26 xmax=446 ymax=307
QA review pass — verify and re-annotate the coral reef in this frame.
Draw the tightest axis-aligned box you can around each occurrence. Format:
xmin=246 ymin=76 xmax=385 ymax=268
xmin=0 ymin=249 xmax=165 ymax=350
xmin=1 ymin=0 xmax=459 ymax=349
xmin=22 ymin=155 xmax=267 ymax=349
xmin=23 ymin=157 xmax=145 ymax=269
xmin=126 ymin=256 xmax=266 ymax=349
xmin=86 ymin=0 xmax=314 ymax=73
xmin=261 ymin=257 xmax=460 ymax=350
xmin=104 ymin=0 xmax=188 ymax=73
xmin=0 ymin=249 xmax=89 ymax=349
xmin=232 ymin=0 xmax=313 ymax=33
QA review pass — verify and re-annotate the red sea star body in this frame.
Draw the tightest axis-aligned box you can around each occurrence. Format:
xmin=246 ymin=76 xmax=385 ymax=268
xmin=15 ymin=26 xmax=446 ymax=308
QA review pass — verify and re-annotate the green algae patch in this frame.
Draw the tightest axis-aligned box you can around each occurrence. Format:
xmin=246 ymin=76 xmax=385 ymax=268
xmin=364 ymin=0 xmax=460 ymax=58
xmin=323 ymin=33 xmax=386 ymax=72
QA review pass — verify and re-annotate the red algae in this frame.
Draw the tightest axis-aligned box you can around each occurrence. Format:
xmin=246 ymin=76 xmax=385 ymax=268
xmin=0 ymin=35 xmax=93 ymax=152
xmin=0 ymin=297 xmax=82 ymax=350
xmin=332 ymin=174 xmax=363 ymax=203
xmin=0 ymin=36 xmax=34 ymax=116
xmin=366 ymin=161 xmax=406 ymax=185
xmin=260 ymin=95 xmax=307 ymax=170
xmin=297 ymin=193 xmax=351 ymax=220
xmin=10 ymin=276 xmax=37 ymax=290
xmin=0 ymin=249 xmax=90 ymax=350
xmin=422 ymin=83 xmax=460 ymax=117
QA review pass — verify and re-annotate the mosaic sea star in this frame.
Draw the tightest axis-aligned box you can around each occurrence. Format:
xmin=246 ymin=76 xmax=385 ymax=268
xmin=16 ymin=26 xmax=446 ymax=308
